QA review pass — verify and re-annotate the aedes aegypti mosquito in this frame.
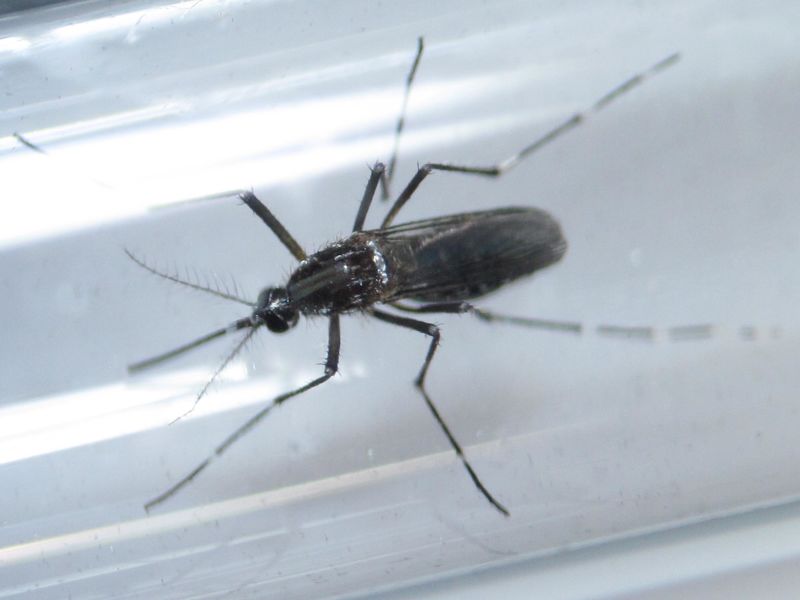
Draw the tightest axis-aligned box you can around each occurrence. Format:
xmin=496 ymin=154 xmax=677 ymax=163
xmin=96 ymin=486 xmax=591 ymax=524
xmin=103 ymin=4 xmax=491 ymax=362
xmin=121 ymin=39 xmax=681 ymax=516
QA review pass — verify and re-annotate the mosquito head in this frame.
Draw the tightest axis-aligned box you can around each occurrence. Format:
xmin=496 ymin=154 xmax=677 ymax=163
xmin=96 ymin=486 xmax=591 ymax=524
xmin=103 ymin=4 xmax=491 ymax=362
xmin=253 ymin=287 xmax=299 ymax=333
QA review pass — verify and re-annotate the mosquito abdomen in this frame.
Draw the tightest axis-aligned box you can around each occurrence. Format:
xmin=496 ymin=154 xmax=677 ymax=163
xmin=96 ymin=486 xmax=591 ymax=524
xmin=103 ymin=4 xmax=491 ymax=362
xmin=380 ymin=207 xmax=567 ymax=303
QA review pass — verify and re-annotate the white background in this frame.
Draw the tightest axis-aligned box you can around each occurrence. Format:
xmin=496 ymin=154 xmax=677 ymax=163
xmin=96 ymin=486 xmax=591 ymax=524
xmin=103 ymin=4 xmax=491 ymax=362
xmin=1 ymin=0 xmax=799 ymax=598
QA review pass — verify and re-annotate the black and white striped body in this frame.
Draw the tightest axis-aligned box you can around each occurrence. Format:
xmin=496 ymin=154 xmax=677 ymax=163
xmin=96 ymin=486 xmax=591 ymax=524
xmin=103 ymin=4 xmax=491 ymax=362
xmin=285 ymin=207 xmax=566 ymax=316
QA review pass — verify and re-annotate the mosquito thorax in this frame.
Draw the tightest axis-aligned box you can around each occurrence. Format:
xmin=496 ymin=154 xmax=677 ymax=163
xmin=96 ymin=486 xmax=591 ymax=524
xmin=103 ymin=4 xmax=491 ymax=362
xmin=253 ymin=287 xmax=299 ymax=333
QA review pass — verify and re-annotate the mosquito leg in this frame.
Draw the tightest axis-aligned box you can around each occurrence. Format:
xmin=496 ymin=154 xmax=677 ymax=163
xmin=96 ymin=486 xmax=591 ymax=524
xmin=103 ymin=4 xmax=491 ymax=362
xmin=144 ymin=315 xmax=341 ymax=512
xmin=14 ymin=133 xmax=307 ymax=260
xmin=433 ymin=52 xmax=680 ymax=177
xmin=381 ymin=165 xmax=433 ymax=228
xmin=383 ymin=37 xmax=425 ymax=200
xmin=238 ymin=191 xmax=307 ymax=261
xmin=14 ymin=132 xmax=116 ymax=191
xmin=352 ymin=162 xmax=386 ymax=232
xmin=381 ymin=53 xmax=680 ymax=228
xmin=391 ymin=301 xmax=718 ymax=342
xmin=13 ymin=132 xmax=47 ymax=154
xmin=390 ymin=301 xmax=582 ymax=334
xmin=370 ymin=308 xmax=509 ymax=516
xmin=129 ymin=317 xmax=253 ymax=373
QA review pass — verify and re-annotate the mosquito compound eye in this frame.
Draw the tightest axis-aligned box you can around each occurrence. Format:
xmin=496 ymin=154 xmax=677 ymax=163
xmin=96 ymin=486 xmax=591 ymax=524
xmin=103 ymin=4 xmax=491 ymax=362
xmin=263 ymin=307 xmax=298 ymax=333
xmin=264 ymin=312 xmax=291 ymax=333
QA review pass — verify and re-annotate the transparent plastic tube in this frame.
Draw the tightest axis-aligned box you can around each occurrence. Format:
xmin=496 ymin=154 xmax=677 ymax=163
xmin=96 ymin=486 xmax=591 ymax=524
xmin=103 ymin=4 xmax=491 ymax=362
xmin=1 ymin=1 xmax=800 ymax=598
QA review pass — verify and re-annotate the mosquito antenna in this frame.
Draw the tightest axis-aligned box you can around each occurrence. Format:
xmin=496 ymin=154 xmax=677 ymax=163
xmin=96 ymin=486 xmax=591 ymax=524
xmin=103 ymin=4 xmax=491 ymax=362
xmin=167 ymin=326 xmax=258 ymax=424
xmin=384 ymin=36 xmax=425 ymax=198
xmin=129 ymin=317 xmax=252 ymax=373
xmin=124 ymin=248 xmax=254 ymax=307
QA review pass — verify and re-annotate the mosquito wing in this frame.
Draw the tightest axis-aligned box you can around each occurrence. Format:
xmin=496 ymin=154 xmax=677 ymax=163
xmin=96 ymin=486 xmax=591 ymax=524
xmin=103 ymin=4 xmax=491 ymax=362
xmin=370 ymin=207 xmax=567 ymax=303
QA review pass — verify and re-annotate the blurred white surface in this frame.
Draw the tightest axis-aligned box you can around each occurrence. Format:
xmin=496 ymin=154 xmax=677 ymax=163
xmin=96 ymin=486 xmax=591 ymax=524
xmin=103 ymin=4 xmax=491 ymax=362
xmin=1 ymin=0 xmax=799 ymax=598
xmin=373 ymin=500 xmax=800 ymax=599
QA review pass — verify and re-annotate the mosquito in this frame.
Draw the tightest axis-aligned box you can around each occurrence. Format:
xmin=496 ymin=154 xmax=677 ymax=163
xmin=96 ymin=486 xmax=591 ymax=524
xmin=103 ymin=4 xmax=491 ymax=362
xmin=123 ymin=38 xmax=681 ymax=516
